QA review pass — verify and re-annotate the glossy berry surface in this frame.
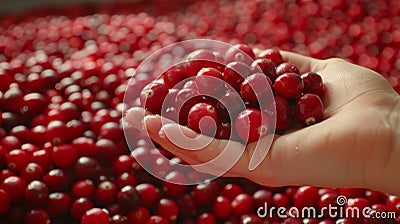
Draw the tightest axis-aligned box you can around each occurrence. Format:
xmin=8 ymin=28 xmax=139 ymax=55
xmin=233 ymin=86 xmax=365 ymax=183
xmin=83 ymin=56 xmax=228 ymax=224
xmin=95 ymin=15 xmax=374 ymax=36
xmin=140 ymin=82 xmax=169 ymax=114
xmin=235 ymin=108 xmax=271 ymax=143
xmin=240 ymin=73 xmax=272 ymax=103
xmin=187 ymin=102 xmax=219 ymax=135
xmin=294 ymin=94 xmax=324 ymax=126
xmin=301 ymin=72 xmax=324 ymax=97
xmin=223 ymin=62 xmax=252 ymax=91
xmin=81 ymin=208 xmax=110 ymax=224
xmin=273 ymin=72 xmax=304 ymax=99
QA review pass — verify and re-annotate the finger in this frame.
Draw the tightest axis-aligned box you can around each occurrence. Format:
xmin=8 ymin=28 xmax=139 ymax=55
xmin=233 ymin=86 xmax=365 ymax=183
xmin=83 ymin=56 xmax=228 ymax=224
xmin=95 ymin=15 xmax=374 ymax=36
xmin=125 ymin=107 xmax=149 ymax=130
xmin=280 ymin=50 xmax=323 ymax=74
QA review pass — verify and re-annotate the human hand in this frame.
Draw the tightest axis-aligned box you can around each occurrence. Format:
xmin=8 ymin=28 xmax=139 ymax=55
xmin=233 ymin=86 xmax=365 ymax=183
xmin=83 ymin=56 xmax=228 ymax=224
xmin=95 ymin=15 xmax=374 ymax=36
xmin=126 ymin=51 xmax=400 ymax=195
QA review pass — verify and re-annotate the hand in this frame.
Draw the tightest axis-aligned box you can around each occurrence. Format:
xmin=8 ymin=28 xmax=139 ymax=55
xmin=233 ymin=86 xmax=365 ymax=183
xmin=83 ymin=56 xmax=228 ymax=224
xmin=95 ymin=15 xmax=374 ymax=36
xmin=126 ymin=51 xmax=400 ymax=195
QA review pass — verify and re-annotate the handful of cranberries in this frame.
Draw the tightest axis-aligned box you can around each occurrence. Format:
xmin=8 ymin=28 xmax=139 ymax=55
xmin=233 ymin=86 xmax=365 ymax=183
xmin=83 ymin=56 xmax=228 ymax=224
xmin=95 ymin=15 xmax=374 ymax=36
xmin=140 ymin=45 xmax=325 ymax=144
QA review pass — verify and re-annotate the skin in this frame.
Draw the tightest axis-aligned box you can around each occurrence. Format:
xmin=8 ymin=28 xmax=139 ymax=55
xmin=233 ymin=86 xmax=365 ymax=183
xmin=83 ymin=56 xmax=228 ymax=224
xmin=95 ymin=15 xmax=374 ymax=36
xmin=126 ymin=51 xmax=400 ymax=196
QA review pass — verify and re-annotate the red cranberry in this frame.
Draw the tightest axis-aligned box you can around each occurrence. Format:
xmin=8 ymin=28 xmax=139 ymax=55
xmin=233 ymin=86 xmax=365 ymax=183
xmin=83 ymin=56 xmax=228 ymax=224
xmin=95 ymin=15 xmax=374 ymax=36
xmin=24 ymin=208 xmax=51 ymax=224
xmin=115 ymin=172 xmax=137 ymax=189
xmin=51 ymin=144 xmax=78 ymax=169
xmin=156 ymin=198 xmax=179 ymax=222
xmin=195 ymin=67 xmax=225 ymax=96
xmin=318 ymin=193 xmax=339 ymax=218
xmin=272 ymin=193 xmax=289 ymax=207
xmin=213 ymin=195 xmax=232 ymax=218
xmin=216 ymin=122 xmax=232 ymax=139
xmin=273 ymin=72 xmax=304 ymax=99
xmin=0 ymin=189 xmax=10 ymax=215
xmin=3 ymin=87 xmax=24 ymax=113
xmin=187 ymin=102 xmax=218 ymax=135
xmin=240 ymin=214 xmax=263 ymax=224
xmin=185 ymin=49 xmax=224 ymax=76
xmin=6 ymin=149 xmax=30 ymax=173
xmin=1 ymin=135 xmax=22 ymax=151
xmin=72 ymin=137 xmax=98 ymax=158
xmin=43 ymin=169 xmax=72 ymax=192
xmin=163 ymin=64 xmax=189 ymax=89
xmin=193 ymin=181 xmax=220 ymax=205
xmin=276 ymin=62 xmax=300 ymax=76
xmin=272 ymin=96 xmax=292 ymax=130
xmin=146 ymin=215 xmax=169 ymax=224
xmin=339 ymin=188 xmax=366 ymax=198
xmin=140 ymin=81 xmax=168 ymax=114
xmin=20 ymin=162 xmax=44 ymax=183
xmin=174 ymin=87 xmax=202 ymax=125
xmin=74 ymin=157 xmax=100 ymax=179
xmin=22 ymin=93 xmax=47 ymax=115
xmin=301 ymin=72 xmax=324 ymax=97
xmin=223 ymin=62 xmax=252 ymax=91
xmin=222 ymin=183 xmax=244 ymax=200
xmin=197 ymin=212 xmax=217 ymax=224
xmin=110 ymin=214 xmax=129 ymax=224
xmin=240 ymin=73 xmax=272 ymax=103
xmin=9 ymin=125 xmax=31 ymax=143
xmin=294 ymin=93 xmax=324 ymax=126
xmin=72 ymin=179 xmax=96 ymax=199
xmin=163 ymin=171 xmax=187 ymax=197
xmin=365 ymin=190 xmax=388 ymax=204
xmin=71 ymin=197 xmax=94 ymax=220
xmin=96 ymin=181 xmax=118 ymax=205
xmin=81 ymin=208 xmax=110 ymax=224
xmin=25 ymin=180 xmax=49 ymax=207
xmin=177 ymin=194 xmax=197 ymax=217
xmin=251 ymin=58 xmax=277 ymax=81
xmin=127 ymin=206 xmax=150 ymax=224
xmin=225 ymin=44 xmax=256 ymax=65
xmin=0 ymin=169 xmax=14 ymax=182
xmin=117 ymin=185 xmax=140 ymax=209
xmin=1 ymin=176 xmax=26 ymax=203
xmin=294 ymin=186 xmax=320 ymax=209
xmin=46 ymin=120 xmax=69 ymax=144
xmin=257 ymin=48 xmax=283 ymax=66
xmin=99 ymin=122 xmax=122 ymax=141
xmin=345 ymin=198 xmax=371 ymax=224
xmin=215 ymin=90 xmax=246 ymax=122
xmin=47 ymin=192 xmax=72 ymax=217
xmin=386 ymin=195 xmax=400 ymax=212
xmin=96 ymin=138 xmax=121 ymax=165
xmin=253 ymin=189 xmax=273 ymax=208
xmin=135 ymin=183 xmax=160 ymax=207
xmin=235 ymin=108 xmax=271 ymax=143
xmin=231 ymin=193 xmax=255 ymax=216
xmin=30 ymin=150 xmax=51 ymax=171
xmin=112 ymin=155 xmax=135 ymax=175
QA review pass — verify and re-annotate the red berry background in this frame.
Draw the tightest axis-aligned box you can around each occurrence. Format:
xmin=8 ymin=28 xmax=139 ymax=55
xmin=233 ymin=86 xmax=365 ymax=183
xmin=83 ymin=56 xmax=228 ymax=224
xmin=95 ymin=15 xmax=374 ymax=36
xmin=0 ymin=0 xmax=400 ymax=223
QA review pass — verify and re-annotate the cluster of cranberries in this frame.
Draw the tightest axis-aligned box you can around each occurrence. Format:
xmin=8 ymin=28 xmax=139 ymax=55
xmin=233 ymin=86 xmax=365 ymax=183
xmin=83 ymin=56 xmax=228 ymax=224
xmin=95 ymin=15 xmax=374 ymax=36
xmin=140 ymin=45 xmax=325 ymax=143
xmin=0 ymin=0 xmax=399 ymax=223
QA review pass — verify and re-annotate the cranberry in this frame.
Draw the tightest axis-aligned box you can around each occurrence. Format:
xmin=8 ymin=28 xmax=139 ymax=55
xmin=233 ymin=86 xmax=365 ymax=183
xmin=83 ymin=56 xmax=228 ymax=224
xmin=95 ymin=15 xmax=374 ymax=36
xmin=163 ymin=171 xmax=187 ymax=197
xmin=185 ymin=49 xmax=224 ymax=76
xmin=271 ymin=96 xmax=292 ymax=130
xmin=177 ymin=194 xmax=197 ymax=217
xmin=174 ymin=87 xmax=202 ymax=125
xmin=24 ymin=208 xmax=51 ymax=224
xmin=294 ymin=93 xmax=324 ymax=126
xmin=140 ymin=81 xmax=168 ymax=114
xmin=72 ymin=179 xmax=96 ymax=199
xmin=215 ymin=90 xmax=246 ymax=122
xmin=272 ymin=193 xmax=289 ymax=207
xmin=2 ymin=87 xmax=24 ymax=113
xmin=251 ymin=58 xmax=277 ymax=81
xmin=19 ymin=162 xmax=44 ymax=183
xmin=1 ymin=176 xmax=26 ymax=203
xmin=273 ymin=72 xmax=304 ymax=99
xmin=257 ymin=48 xmax=283 ymax=66
xmin=117 ymin=185 xmax=140 ymax=209
xmin=240 ymin=214 xmax=264 ymax=224
xmin=216 ymin=122 xmax=232 ymax=139
xmin=223 ymin=61 xmax=252 ymax=91
xmin=235 ymin=108 xmax=271 ymax=143
xmin=25 ymin=180 xmax=49 ymax=207
xmin=197 ymin=212 xmax=217 ymax=224
xmin=240 ymin=73 xmax=272 ymax=103
xmin=96 ymin=138 xmax=122 ymax=165
xmin=365 ymin=190 xmax=388 ymax=204
xmin=47 ymin=192 xmax=72 ymax=217
xmin=156 ymin=198 xmax=179 ymax=222
xmin=0 ymin=189 xmax=10 ymax=216
xmin=72 ymin=137 xmax=98 ymax=158
xmin=106 ymin=203 xmax=124 ymax=217
xmin=146 ymin=215 xmax=169 ymax=224
xmin=99 ymin=122 xmax=123 ymax=141
xmin=74 ymin=157 xmax=101 ymax=179
xmin=187 ymin=102 xmax=218 ymax=135
xmin=115 ymin=172 xmax=137 ymax=189
xmin=43 ymin=169 xmax=72 ymax=192
xmin=6 ymin=149 xmax=30 ymax=173
xmin=193 ymin=181 xmax=219 ymax=205
xmin=163 ymin=64 xmax=189 ymax=89
xmin=81 ymin=208 xmax=110 ymax=224
xmin=231 ymin=193 xmax=255 ymax=216
xmin=318 ymin=193 xmax=339 ymax=218
xmin=213 ymin=195 xmax=232 ymax=218
xmin=112 ymin=155 xmax=136 ymax=175
xmin=225 ymin=44 xmax=256 ymax=65
xmin=253 ymin=189 xmax=273 ymax=208
xmin=386 ymin=195 xmax=400 ymax=212
xmin=95 ymin=181 xmax=118 ymax=205
xmin=222 ymin=183 xmax=244 ymax=200
xmin=294 ymin=186 xmax=320 ymax=209
xmin=9 ymin=125 xmax=31 ymax=143
xmin=51 ymin=144 xmax=78 ymax=169
xmin=301 ymin=72 xmax=324 ymax=97
xmin=110 ymin=214 xmax=129 ymax=224
xmin=195 ymin=67 xmax=225 ymax=96
xmin=23 ymin=93 xmax=47 ymax=115
xmin=0 ymin=169 xmax=14 ymax=182
xmin=1 ymin=135 xmax=22 ymax=151
xmin=71 ymin=198 xmax=94 ymax=220
xmin=127 ymin=206 xmax=150 ymax=224
xmin=276 ymin=62 xmax=300 ymax=76
xmin=46 ymin=120 xmax=69 ymax=144
xmin=345 ymin=198 xmax=371 ymax=224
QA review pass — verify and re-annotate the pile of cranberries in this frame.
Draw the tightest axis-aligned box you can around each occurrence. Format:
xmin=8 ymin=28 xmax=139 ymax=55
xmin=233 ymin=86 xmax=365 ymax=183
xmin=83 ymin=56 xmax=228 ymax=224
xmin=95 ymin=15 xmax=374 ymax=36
xmin=0 ymin=0 xmax=399 ymax=223
xmin=140 ymin=46 xmax=325 ymax=143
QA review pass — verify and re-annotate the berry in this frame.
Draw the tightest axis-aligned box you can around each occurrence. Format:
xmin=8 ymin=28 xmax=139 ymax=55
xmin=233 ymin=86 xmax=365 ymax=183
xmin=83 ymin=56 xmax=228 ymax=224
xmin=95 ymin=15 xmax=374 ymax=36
xmin=193 ymin=181 xmax=219 ymax=205
xmin=43 ymin=169 xmax=72 ymax=192
xmin=156 ymin=198 xmax=179 ymax=221
xmin=117 ymin=185 xmax=140 ymax=209
xmin=140 ymin=82 xmax=169 ymax=114
xmin=276 ymin=62 xmax=300 ymax=76
xmin=185 ymin=49 xmax=224 ymax=76
xmin=47 ymin=192 xmax=72 ymax=217
xmin=221 ymin=183 xmax=244 ymax=200
xmin=1 ymin=176 xmax=26 ymax=203
xmin=223 ymin=62 xmax=252 ymax=91
xmin=231 ymin=193 xmax=255 ymax=216
xmin=25 ymin=180 xmax=49 ymax=207
xmin=195 ymin=67 xmax=225 ymax=96
xmin=135 ymin=184 xmax=160 ymax=207
xmin=301 ymin=72 xmax=324 ymax=97
xmin=187 ymin=102 xmax=219 ymax=135
xmin=6 ymin=149 xmax=30 ymax=173
xmin=163 ymin=64 xmax=189 ymax=89
xmin=253 ymin=189 xmax=273 ymax=208
xmin=235 ymin=108 xmax=271 ymax=143
xmin=293 ymin=186 xmax=320 ymax=209
xmin=225 ymin=44 xmax=256 ymax=65
xmin=240 ymin=73 xmax=272 ymax=103
xmin=24 ymin=208 xmax=51 ymax=224
xmin=0 ymin=189 xmax=11 ymax=216
xmin=74 ymin=157 xmax=101 ymax=180
xmin=146 ymin=216 xmax=169 ymax=224
xmin=273 ymin=72 xmax=304 ymax=99
xmin=19 ymin=163 xmax=45 ymax=183
xmin=272 ymin=96 xmax=292 ymax=130
xmin=110 ymin=214 xmax=129 ymax=224
xmin=257 ymin=48 xmax=283 ymax=66
xmin=95 ymin=181 xmax=118 ymax=205
xmin=51 ymin=144 xmax=78 ymax=169
xmin=127 ymin=206 xmax=150 ymax=224
xmin=294 ymin=93 xmax=324 ymax=126
xmin=250 ymin=58 xmax=277 ymax=81
xmin=197 ymin=212 xmax=217 ymax=224
xmin=213 ymin=196 xmax=232 ymax=218
xmin=81 ymin=208 xmax=110 ymax=224
xmin=163 ymin=171 xmax=187 ymax=197
xmin=71 ymin=198 xmax=94 ymax=220
xmin=72 ymin=179 xmax=96 ymax=199
xmin=240 ymin=214 xmax=264 ymax=224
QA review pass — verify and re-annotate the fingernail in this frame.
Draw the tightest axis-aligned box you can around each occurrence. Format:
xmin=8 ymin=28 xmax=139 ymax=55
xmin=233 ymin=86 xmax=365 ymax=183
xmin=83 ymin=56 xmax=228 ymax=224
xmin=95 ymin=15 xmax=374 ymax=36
xmin=125 ymin=107 xmax=146 ymax=129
